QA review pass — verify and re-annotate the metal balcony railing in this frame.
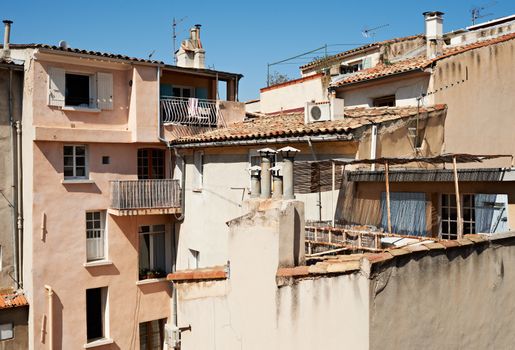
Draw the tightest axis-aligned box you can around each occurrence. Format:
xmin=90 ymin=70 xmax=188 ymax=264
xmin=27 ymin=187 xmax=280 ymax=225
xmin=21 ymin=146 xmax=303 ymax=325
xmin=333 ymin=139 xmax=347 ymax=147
xmin=110 ymin=179 xmax=181 ymax=210
xmin=160 ymin=96 xmax=223 ymax=127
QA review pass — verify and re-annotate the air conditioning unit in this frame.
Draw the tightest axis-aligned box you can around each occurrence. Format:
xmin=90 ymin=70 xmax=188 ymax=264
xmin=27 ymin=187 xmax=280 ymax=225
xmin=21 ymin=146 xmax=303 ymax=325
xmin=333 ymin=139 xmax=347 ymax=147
xmin=305 ymin=101 xmax=331 ymax=123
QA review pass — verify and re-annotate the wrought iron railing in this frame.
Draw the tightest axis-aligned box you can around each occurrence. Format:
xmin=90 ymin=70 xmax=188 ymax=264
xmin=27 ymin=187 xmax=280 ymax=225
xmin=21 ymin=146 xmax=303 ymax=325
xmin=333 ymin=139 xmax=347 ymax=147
xmin=160 ymin=96 xmax=223 ymax=127
xmin=110 ymin=179 xmax=181 ymax=210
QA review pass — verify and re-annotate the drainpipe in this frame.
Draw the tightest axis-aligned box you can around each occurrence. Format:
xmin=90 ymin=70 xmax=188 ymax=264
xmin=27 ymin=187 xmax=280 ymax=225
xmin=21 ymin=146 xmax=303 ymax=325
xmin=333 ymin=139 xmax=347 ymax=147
xmin=370 ymin=124 xmax=378 ymax=171
xmin=307 ymin=139 xmax=322 ymax=221
xmin=44 ymin=285 xmax=53 ymax=350
xmin=15 ymin=120 xmax=23 ymax=286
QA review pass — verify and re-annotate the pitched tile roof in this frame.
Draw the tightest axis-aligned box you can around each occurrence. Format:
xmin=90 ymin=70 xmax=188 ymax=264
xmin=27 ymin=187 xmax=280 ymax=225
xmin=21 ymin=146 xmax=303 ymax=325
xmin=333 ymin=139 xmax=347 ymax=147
xmin=0 ymin=292 xmax=28 ymax=309
xmin=5 ymin=43 xmax=163 ymax=65
xmin=331 ymin=32 xmax=515 ymax=88
xmin=171 ymin=104 xmax=446 ymax=146
xmin=300 ymin=34 xmax=424 ymax=71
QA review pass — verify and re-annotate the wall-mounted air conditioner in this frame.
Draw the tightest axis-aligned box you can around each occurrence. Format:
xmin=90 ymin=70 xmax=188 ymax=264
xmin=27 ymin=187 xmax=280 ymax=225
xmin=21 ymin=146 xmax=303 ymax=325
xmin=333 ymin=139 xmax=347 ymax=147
xmin=305 ymin=101 xmax=331 ymax=123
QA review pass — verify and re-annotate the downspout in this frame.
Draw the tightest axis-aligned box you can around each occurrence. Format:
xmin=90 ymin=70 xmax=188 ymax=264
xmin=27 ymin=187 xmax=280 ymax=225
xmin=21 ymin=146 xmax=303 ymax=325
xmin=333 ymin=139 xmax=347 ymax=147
xmin=156 ymin=65 xmax=183 ymax=344
xmin=307 ymin=138 xmax=322 ymax=222
xmin=7 ymin=67 xmax=19 ymax=287
xmin=15 ymin=119 xmax=22 ymax=286
xmin=44 ymin=285 xmax=53 ymax=350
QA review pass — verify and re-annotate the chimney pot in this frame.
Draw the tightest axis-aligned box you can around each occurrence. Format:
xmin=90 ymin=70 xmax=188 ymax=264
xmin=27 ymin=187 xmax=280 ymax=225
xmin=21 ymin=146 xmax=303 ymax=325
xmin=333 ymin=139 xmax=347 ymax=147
xmin=3 ymin=19 xmax=13 ymax=52
xmin=423 ymin=11 xmax=444 ymax=58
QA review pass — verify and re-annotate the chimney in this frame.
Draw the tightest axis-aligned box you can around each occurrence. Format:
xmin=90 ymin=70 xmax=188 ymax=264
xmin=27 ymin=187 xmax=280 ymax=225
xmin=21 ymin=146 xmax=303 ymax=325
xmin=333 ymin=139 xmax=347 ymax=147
xmin=3 ymin=20 xmax=13 ymax=57
xmin=423 ymin=11 xmax=444 ymax=58
xmin=176 ymin=24 xmax=206 ymax=69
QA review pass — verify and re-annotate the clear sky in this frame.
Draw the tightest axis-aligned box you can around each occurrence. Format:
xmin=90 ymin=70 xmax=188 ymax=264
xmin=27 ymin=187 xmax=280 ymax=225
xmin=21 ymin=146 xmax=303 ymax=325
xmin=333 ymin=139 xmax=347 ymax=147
xmin=3 ymin=0 xmax=514 ymax=101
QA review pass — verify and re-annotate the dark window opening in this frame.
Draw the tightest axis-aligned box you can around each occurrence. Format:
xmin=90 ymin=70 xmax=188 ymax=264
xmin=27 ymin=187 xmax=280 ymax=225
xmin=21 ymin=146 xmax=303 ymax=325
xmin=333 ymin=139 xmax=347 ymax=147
xmin=102 ymin=156 xmax=110 ymax=165
xmin=340 ymin=62 xmax=363 ymax=75
xmin=86 ymin=288 xmax=105 ymax=341
xmin=65 ymin=74 xmax=90 ymax=107
xmin=138 ymin=149 xmax=165 ymax=179
xmin=373 ymin=95 xmax=396 ymax=107
xmin=139 ymin=319 xmax=166 ymax=350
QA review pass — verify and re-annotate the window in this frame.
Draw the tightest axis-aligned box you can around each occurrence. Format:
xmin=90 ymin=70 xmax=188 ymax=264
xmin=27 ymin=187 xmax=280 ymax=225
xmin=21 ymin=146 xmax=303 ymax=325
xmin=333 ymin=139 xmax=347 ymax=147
xmin=139 ymin=225 xmax=171 ymax=280
xmin=64 ymin=145 xmax=87 ymax=179
xmin=172 ymin=86 xmax=194 ymax=98
xmin=188 ymin=249 xmax=200 ymax=269
xmin=381 ymin=192 xmax=427 ymax=236
xmin=86 ymin=287 xmax=108 ymax=342
xmin=139 ymin=319 xmax=166 ymax=350
xmin=0 ymin=323 xmax=13 ymax=341
xmin=373 ymin=95 xmax=396 ymax=107
xmin=441 ymin=193 xmax=509 ymax=239
xmin=138 ymin=149 xmax=165 ymax=180
xmin=48 ymin=68 xmax=113 ymax=110
xmin=86 ymin=211 xmax=106 ymax=262
xmin=193 ymin=151 xmax=204 ymax=191
xmin=340 ymin=61 xmax=363 ymax=74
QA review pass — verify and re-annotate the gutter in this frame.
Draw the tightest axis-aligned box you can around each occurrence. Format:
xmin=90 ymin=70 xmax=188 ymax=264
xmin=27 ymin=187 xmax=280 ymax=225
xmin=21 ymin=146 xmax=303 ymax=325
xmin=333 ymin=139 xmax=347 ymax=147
xmin=170 ymin=134 xmax=355 ymax=149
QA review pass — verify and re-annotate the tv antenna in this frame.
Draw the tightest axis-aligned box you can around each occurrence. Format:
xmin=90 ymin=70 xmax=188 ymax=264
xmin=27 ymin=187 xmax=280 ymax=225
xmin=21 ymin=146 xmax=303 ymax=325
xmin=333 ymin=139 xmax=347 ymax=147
xmin=172 ymin=16 xmax=188 ymax=64
xmin=148 ymin=50 xmax=155 ymax=59
xmin=362 ymin=24 xmax=389 ymax=39
xmin=471 ymin=1 xmax=497 ymax=25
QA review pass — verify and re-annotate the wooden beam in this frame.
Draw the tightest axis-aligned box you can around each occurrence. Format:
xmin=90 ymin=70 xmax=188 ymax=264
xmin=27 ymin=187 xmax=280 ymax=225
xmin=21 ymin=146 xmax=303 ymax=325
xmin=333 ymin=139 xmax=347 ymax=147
xmin=453 ymin=157 xmax=463 ymax=239
xmin=385 ymin=162 xmax=392 ymax=234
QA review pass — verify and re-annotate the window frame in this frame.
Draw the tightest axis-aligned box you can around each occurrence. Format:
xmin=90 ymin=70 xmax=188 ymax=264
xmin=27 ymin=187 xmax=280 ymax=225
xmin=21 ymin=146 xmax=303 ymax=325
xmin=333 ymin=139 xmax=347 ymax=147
xmin=0 ymin=323 xmax=14 ymax=341
xmin=138 ymin=224 xmax=172 ymax=280
xmin=86 ymin=211 xmax=107 ymax=262
xmin=340 ymin=60 xmax=363 ymax=74
xmin=63 ymin=145 xmax=88 ymax=180
xmin=373 ymin=95 xmax=396 ymax=107
xmin=86 ymin=287 xmax=109 ymax=343
xmin=172 ymin=85 xmax=195 ymax=98
xmin=64 ymin=72 xmax=95 ymax=108
xmin=440 ymin=193 xmax=476 ymax=240
xmin=139 ymin=319 xmax=166 ymax=350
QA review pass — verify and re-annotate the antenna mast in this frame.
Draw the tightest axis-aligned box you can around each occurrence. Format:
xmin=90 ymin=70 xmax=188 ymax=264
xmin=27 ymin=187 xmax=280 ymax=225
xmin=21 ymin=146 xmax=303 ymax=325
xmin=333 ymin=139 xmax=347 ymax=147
xmin=362 ymin=24 xmax=390 ymax=39
xmin=172 ymin=16 xmax=187 ymax=64
xmin=471 ymin=1 xmax=497 ymax=25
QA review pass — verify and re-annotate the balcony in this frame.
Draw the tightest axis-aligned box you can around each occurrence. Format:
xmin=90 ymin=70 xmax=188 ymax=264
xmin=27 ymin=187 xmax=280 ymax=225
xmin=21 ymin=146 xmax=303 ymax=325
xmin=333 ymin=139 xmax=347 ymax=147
xmin=109 ymin=179 xmax=181 ymax=216
xmin=161 ymin=97 xmax=222 ymax=127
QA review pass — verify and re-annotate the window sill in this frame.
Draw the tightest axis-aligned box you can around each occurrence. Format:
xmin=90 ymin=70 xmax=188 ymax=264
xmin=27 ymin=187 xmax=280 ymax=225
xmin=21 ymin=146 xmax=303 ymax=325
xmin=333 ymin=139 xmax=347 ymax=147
xmin=83 ymin=260 xmax=113 ymax=268
xmin=61 ymin=179 xmax=95 ymax=184
xmin=136 ymin=277 xmax=168 ymax=286
xmin=192 ymin=188 xmax=203 ymax=193
xmin=84 ymin=338 xmax=114 ymax=348
xmin=62 ymin=106 xmax=101 ymax=113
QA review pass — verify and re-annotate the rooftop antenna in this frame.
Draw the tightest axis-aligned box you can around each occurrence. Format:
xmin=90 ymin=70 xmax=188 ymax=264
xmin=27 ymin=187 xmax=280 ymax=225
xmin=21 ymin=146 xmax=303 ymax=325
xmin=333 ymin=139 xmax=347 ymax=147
xmin=471 ymin=1 xmax=497 ymax=25
xmin=148 ymin=50 xmax=155 ymax=59
xmin=362 ymin=24 xmax=390 ymax=39
xmin=172 ymin=16 xmax=188 ymax=64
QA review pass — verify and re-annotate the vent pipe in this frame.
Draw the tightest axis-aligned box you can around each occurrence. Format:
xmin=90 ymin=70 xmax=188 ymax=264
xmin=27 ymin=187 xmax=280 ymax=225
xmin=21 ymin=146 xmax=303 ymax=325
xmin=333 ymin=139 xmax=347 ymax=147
xmin=278 ymin=147 xmax=300 ymax=200
xmin=249 ymin=165 xmax=261 ymax=198
xmin=3 ymin=20 xmax=13 ymax=55
xmin=270 ymin=166 xmax=283 ymax=199
xmin=258 ymin=148 xmax=276 ymax=199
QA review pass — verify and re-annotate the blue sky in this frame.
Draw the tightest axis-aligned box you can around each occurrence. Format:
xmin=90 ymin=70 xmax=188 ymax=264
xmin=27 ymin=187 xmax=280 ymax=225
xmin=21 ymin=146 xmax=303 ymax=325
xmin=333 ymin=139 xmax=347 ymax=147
xmin=3 ymin=0 xmax=514 ymax=101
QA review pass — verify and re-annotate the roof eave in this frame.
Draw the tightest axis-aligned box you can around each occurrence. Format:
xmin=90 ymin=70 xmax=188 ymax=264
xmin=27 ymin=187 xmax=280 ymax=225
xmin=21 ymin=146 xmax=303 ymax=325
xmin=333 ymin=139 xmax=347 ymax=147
xmin=329 ymin=68 xmax=429 ymax=91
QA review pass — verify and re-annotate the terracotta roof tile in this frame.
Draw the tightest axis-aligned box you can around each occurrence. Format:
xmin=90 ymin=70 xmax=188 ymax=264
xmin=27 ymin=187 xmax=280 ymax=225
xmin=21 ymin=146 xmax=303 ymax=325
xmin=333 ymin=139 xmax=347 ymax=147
xmin=331 ymin=32 xmax=515 ymax=88
xmin=167 ymin=266 xmax=227 ymax=282
xmin=0 ymin=292 xmax=28 ymax=309
xmin=171 ymin=105 xmax=446 ymax=145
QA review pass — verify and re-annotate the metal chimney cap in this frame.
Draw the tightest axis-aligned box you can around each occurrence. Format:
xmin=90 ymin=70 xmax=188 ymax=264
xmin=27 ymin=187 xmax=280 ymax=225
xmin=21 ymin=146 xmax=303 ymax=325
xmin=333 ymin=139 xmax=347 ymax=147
xmin=278 ymin=146 xmax=300 ymax=155
xmin=194 ymin=24 xmax=202 ymax=29
xmin=3 ymin=20 xmax=13 ymax=25
xmin=257 ymin=147 xmax=277 ymax=155
xmin=269 ymin=165 xmax=283 ymax=175
xmin=423 ymin=11 xmax=444 ymax=18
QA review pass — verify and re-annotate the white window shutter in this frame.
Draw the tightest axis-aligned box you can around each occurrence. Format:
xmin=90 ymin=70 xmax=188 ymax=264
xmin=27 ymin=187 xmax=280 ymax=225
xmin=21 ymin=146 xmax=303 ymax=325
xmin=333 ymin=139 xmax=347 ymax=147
xmin=48 ymin=67 xmax=65 ymax=107
xmin=97 ymin=72 xmax=113 ymax=110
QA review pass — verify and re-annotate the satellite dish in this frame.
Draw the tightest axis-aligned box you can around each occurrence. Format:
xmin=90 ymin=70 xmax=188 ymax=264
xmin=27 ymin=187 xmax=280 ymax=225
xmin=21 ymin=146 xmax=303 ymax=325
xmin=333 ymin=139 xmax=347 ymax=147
xmin=58 ymin=40 xmax=69 ymax=49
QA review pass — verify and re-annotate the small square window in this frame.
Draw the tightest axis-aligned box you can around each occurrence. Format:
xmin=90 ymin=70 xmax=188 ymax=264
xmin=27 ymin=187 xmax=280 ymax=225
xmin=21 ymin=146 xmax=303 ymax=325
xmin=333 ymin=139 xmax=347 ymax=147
xmin=0 ymin=323 xmax=13 ymax=340
xmin=64 ymin=145 xmax=88 ymax=179
xmin=102 ymin=156 xmax=110 ymax=165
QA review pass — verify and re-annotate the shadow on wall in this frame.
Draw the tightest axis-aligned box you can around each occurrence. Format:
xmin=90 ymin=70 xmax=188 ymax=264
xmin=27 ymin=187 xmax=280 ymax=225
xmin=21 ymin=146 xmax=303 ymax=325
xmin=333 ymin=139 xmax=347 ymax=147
xmin=86 ymin=264 xmax=120 ymax=277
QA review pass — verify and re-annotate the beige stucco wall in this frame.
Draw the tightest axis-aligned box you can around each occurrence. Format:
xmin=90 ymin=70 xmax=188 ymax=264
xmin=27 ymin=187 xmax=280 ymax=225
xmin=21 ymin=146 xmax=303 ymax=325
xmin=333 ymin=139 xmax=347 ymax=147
xmin=259 ymin=76 xmax=329 ymax=113
xmin=434 ymin=38 xmax=515 ymax=167
xmin=370 ymin=234 xmax=515 ymax=349
xmin=0 ymin=67 xmax=23 ymax=291
xmin=176 ymin=200 xmax=370 ymax=350
xmin=175 ymin=142 xmax=356 ymax=269
xmin=338 ymin=73 xmax=431 ymax=108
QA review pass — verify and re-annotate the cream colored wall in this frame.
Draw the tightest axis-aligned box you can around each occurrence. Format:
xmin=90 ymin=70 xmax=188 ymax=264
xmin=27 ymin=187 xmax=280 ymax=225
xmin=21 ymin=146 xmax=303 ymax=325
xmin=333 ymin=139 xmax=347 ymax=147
xmin=370 ymin=235 xmax=515 ymax=349
xmin=260 ymin=77 xmax=328 ymax=113
xmin=175 ymin=142 xmax=356 ymax=269
xmin=434 ymin=39 xmax=515 ymax=167
xmin=339 ymin=74 xmax=430 ymax=108
xmin=177 ymin=200 xmax=370 ymax=350
xmin=29 ymin=141 xmax=171 ymax=349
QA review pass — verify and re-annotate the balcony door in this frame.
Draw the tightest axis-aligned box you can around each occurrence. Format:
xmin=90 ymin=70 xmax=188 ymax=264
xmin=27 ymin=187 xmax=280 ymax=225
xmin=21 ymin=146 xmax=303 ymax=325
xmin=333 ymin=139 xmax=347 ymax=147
xmin=138 ymin=149 xmax=165 ymax=180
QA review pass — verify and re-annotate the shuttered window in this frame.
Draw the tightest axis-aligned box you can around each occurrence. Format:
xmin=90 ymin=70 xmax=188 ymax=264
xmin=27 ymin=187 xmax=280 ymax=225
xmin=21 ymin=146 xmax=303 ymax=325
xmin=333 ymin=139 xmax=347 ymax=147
xmin=48 ymin=68 xmax=113 ymax=110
